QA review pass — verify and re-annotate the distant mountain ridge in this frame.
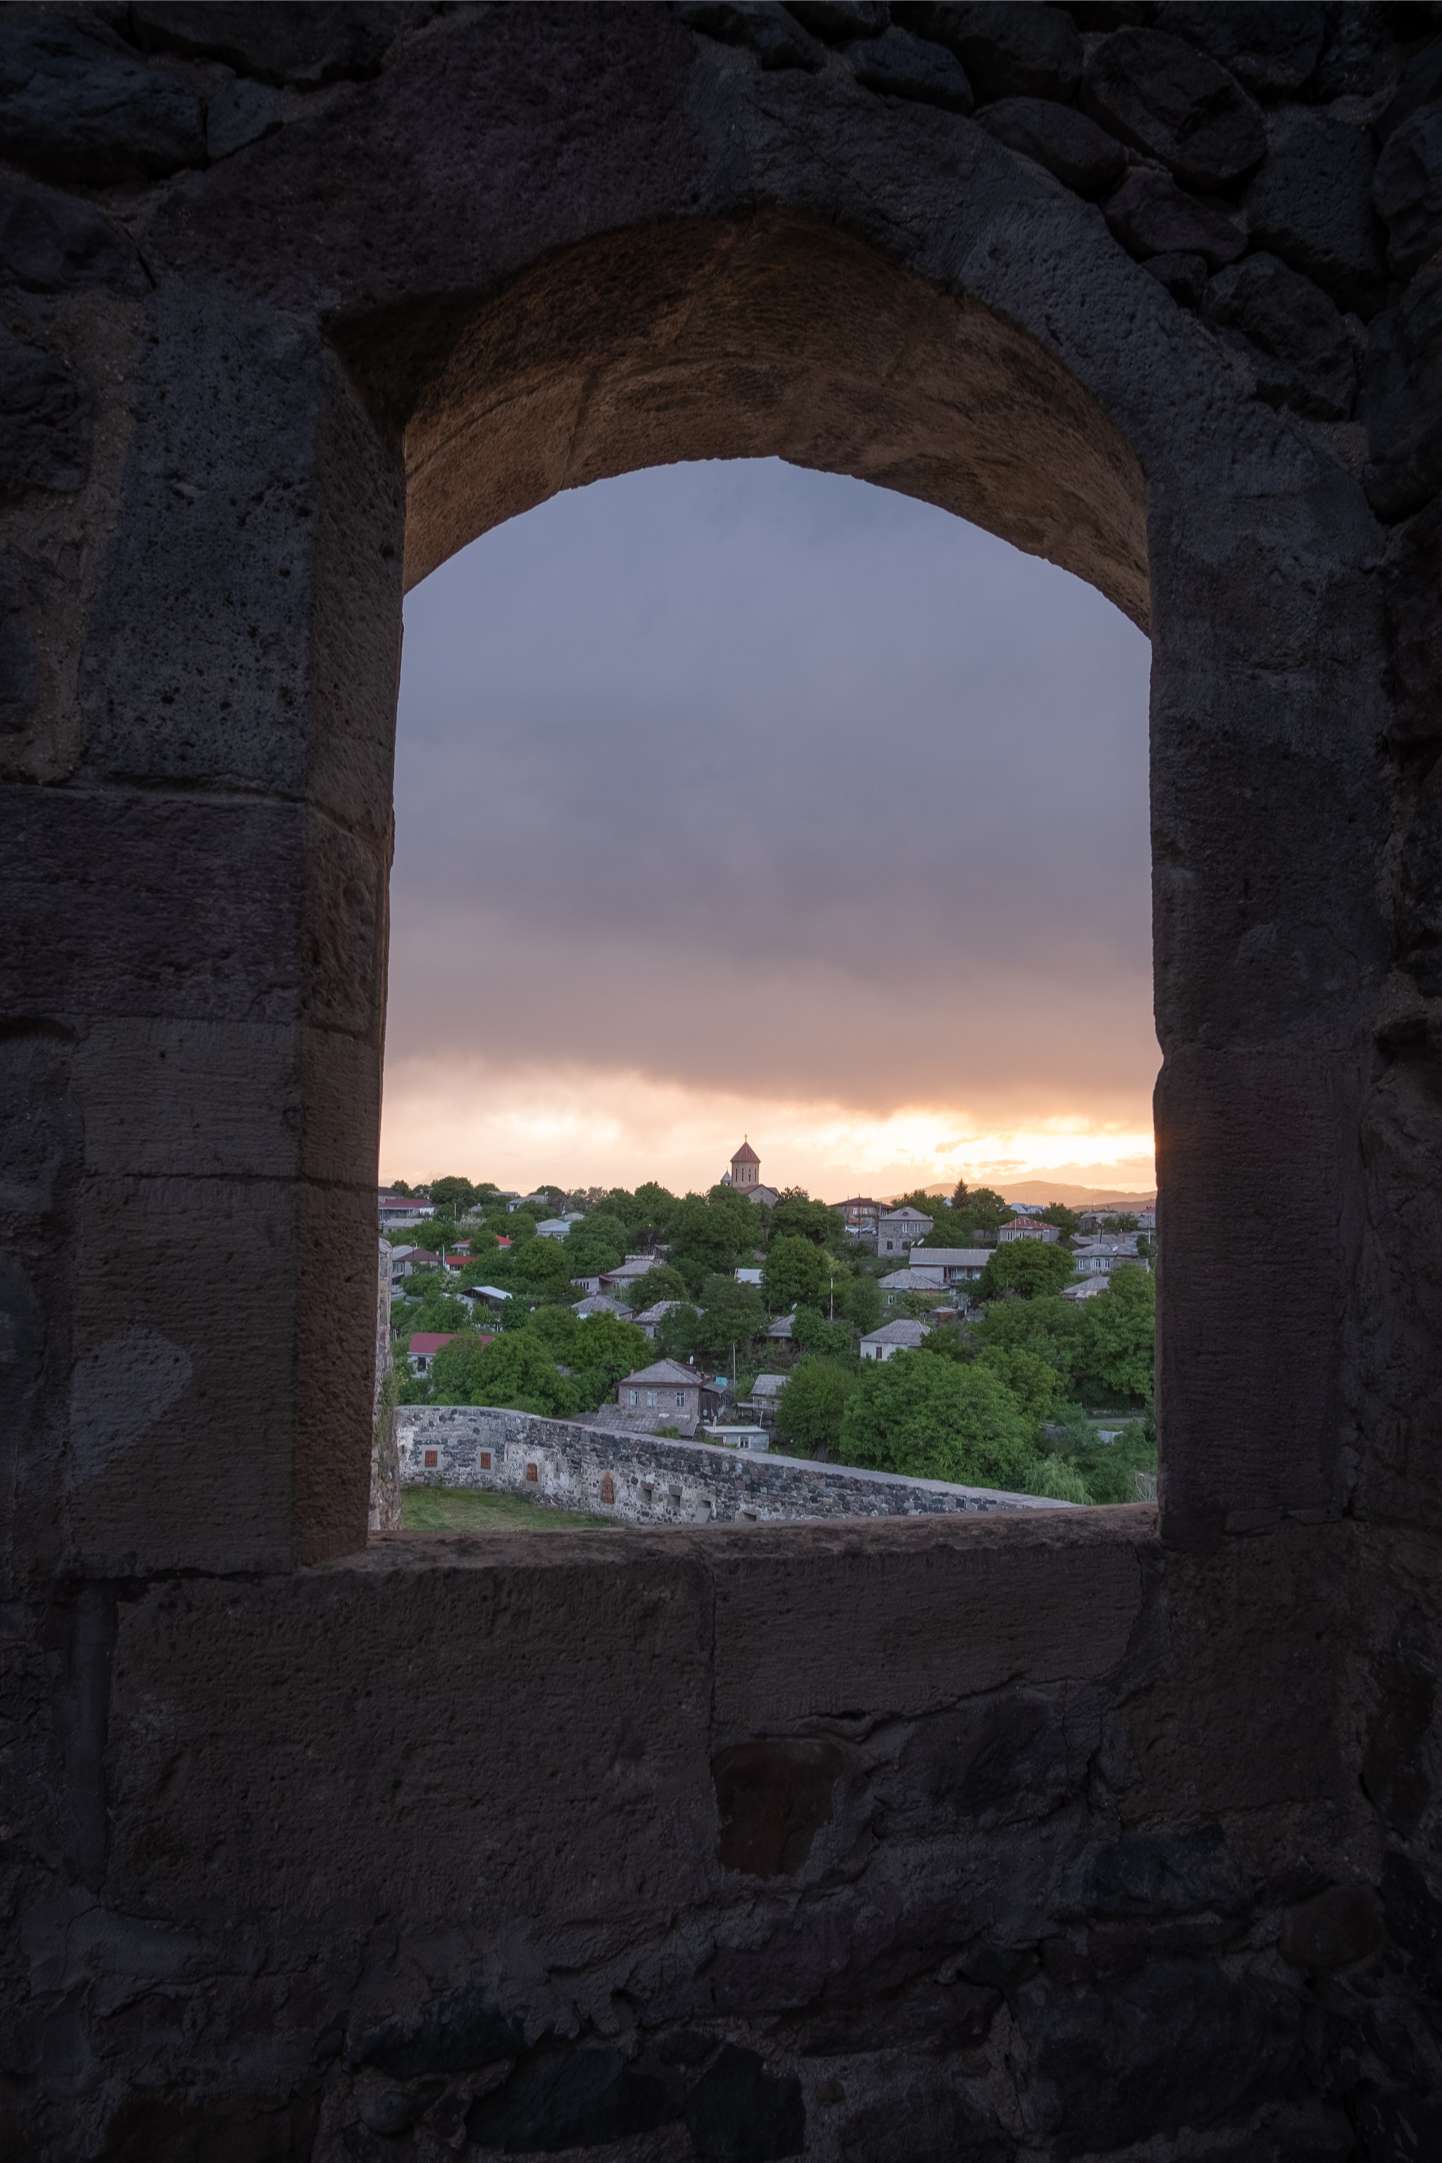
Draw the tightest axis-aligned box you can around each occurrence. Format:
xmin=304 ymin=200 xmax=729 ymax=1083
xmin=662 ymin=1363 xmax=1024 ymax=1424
xmin=910 ymin=1178 xmax=1157 ymax=1209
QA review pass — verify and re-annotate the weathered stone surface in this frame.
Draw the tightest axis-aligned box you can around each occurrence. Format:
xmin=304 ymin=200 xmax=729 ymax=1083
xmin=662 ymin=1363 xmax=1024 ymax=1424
xmin=1375 ymin=104 xmax=1442 ymax=279
xmin=1279 ymin=1884 xmax=1385 ymax=1971
xmin=128 ymin=2 xmax=405 ymax=84
xmin=713 ymin=1738 xmax=849 ymax=1874
xmin=0 ymin=175 xmax=145 ymax=295
xmin=787 ymin=1 xmax=889 ymax=42
xmin=1084 ymin=28 xmax=1266 ymax=193
xmin=977 ymin=95 xmax=1125 ymax=198
xmin=1105 ymin=164 xmax=1247 ymax=267
xmin=901 ymin=2 xmax=1080 ymax=103
xmin=0 ymin=10 xmax=203 ymax=183
xmin=205 ymin=73 xmax=286 ymax=161
xmin=1206 ymin=251 xmax=1358 ymax=421
xmin=1140 ymin=249 xmax=1208 ymax=307
xmin=852 ymin=27 xmax=972 ymax=112
xmin=0 ymin=329 xmax=91 ymax=501
xmin=1247 ymin=106 xmax=1384 ymax=314
xmin=1166 ymin=2 xmax=1327 ymax=99
xmin=1364 ymin=257 xmax=1442 ymax=518
xmin=1313 ymin=5 xmax=1400 ymax=108
xmin=680 ymin=4 xmax=824 ymax=70
xmin=1379 ymin=32 xmax=1442 ymax=144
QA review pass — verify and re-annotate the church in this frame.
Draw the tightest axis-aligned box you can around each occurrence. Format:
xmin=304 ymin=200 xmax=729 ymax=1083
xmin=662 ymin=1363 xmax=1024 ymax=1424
xmin=720 ymin=1138 xmax=779 ymax=1207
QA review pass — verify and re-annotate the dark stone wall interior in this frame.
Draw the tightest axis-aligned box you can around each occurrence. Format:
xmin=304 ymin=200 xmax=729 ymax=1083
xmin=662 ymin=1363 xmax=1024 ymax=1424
xmin=3 ymin=4 xmax=1442 ymax=2157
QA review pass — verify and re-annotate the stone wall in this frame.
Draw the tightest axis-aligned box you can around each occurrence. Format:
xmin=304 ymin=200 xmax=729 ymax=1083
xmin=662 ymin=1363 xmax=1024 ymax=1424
xmin=398 ymin=1405 xmax=1071 ymax=1524
xmin=5 ymin=5 xmax=1442 ymax=2158
xmin=369 ymin=1242 xmax=401 ymax=1534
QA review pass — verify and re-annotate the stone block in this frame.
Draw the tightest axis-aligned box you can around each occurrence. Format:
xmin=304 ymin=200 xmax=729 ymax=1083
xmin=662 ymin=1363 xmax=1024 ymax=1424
xmin=1084 ymin=27 xmax=1266 ymax=193
xmin=129 ymin=3 xmax=405 ymax=85
xmin=1140 ymin=250 xmax=1208 ymax=307
xmin=1278 ymin=1884 xmax=1385 ymax=1972
xmin=1205 ymin=252 xmax=1358 ymax=420
xmin=787 ymin=3 xmax=889 ymax=43
xmin=852 ymin=28 xmax=973 ymax=112
xmin=0 ymin=175 xmax=146 ymax=294
xmin=1105 ymin=166 xmax=1246 ymax=267
xmin=0 ymin=327 xmax=91 ymax=502
xmin=978 ymin=96 xmax=1125 ymax=198
xmin=72 ymin=1017 xmax=380 ymax=1187
xmin=79 ymin=292 xmax=402 ymax=842
xmin=1364 ymin=258 xmax=1442 ymax=520
xmin=1374 ymin=104 xmax=1442 ymax=279
xmin=708 ymin=1512 xmax=1146 ymax=1733
xmin=901 ymin=3 xmax=1082 ymax=104
xmin=104 ymin=1547 xmax=716 ymax=1924
xmin=1165 ymin=3 xmax=1327 ymax=99
xmin=0 ymin=787 xmax=384 ymax=1037
xmin=0 ymin=11 xmax=204 ymax=183
xmin=1247 ymin=106 xmax=1384 ymax=315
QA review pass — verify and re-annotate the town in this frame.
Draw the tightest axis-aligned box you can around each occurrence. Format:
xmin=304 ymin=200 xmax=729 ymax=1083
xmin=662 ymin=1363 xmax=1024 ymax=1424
xmin=379 ymin=1140 xmax=1158 ymax=1509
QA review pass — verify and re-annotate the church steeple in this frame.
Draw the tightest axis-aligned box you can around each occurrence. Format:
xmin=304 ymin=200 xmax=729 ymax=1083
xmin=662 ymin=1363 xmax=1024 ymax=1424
xmin=729 ymin=1137 xmax=760 ymax=1189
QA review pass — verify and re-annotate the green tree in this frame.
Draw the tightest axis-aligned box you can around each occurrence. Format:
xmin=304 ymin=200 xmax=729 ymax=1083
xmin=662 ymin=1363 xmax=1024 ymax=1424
xmin=430 ymin=1330 xmax=580 ymax=1417
xmin=626 ymin=1262 xmax=688 ymax=1310
xmin=774 ymin=1357 xmax=861 ymax=1458
xmin=408 ymin=1217 xmax=457 ymax=1253
xmin=792 ymin=1305 xmax=853 ymax=1359
xmin=1041 ymin=1203 xmax=1082 ymax=1237
xmin=974 ymin=1342 xmax=1066 ymax=1425
xmin=967 ymin=1187 xmax=1010 ymax=1233
xmin=430 ymin=1174 xmax=478 ymax=1215
xmin=656 ymin=1303 xmax=703 ymax=1361
xmin=837 ymin=1352 xmax=1035 ymax=1490
xmin=763 ymin=1233 xmax=831 ymax=1316
xmin=631 ymin=1181 xmax=679 ymax=1243
xmin=1072 ymin=1419 xmax=1157 ymax=1502
xmin=668 ymin=1193 xmax=755 ymax=1292
xmin=768 ymin=1192 xmax=837 ymax=1248
xmin=564 ymin=1212 xmax=628 ymax=1274
xmin=840 ymin=1272 xmax=882 ymax=1335
xmin=523 ymin=1303 xmax=578 ymax=1357
xmin=1023 ymin=1457 xmax=1091 ymax=1503
xmin=967 ymin=1293 xmax=1087 ymax=1385
xmin=509 ymin=1236 xmax=575 ymax=1294
xmin=691 ymin=1276 xmax=766 ymax=1363
xmin=568 ymin=1313 xmax=651 ymax=1408
xmin=979 ymin=1239 xmax=1076 ymax=1302
xmin=394 ymin=1287 xmax=469 ymax=1336
xmin=950 ymin=1177 xmax=970 ymax=1213
xmin=1079 ymin=1265 xmax=1155 ymax=1405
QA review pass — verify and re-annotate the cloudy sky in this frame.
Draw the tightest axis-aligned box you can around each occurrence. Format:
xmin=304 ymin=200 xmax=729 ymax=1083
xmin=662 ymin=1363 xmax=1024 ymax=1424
xmin=381 ymin=458 xmax=1155 ymax=1200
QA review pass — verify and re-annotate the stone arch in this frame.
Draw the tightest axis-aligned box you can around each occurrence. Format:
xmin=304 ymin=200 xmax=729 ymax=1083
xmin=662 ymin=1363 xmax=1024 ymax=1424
xmin=16 ymin=2 xmax=1392 ymax=1579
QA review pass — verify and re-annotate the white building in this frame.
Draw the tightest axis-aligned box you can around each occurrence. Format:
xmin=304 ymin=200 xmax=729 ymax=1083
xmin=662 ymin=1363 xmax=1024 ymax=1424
xmin=908 ymin=1247 xmax=991 ymax=1286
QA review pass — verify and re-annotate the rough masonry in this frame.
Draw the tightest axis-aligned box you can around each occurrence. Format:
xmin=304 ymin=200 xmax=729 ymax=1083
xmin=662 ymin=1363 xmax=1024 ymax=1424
xmin=398 ymin=1404 xmax=1072 ymax=1524
xmin=4 ymin=5 xmax=1442 ymax=2158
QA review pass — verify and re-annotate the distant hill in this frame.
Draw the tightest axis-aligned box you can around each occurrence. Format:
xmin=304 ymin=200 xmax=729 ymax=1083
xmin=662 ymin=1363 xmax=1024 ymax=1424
xmin=913 ymin=1179 xmax=1157 ymax=1209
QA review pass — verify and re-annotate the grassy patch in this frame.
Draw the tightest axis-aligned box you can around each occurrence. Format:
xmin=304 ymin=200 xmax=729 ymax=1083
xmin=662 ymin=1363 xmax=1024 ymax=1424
xmin=400 ymin=1485 xmax=620 ymax=1533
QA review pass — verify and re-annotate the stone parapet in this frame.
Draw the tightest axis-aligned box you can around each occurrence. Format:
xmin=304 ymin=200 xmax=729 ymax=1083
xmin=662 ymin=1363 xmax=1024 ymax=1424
xmin=397 ymin=1404 xmax=1070 ymax=1524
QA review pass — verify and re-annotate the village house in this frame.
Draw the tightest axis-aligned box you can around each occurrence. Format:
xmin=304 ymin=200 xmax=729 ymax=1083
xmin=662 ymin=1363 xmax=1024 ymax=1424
xmin=633 ymin=1299 xmax=686 ymax=1341
xmin=408 ymin=1332 xmax=459 ymax=1376
xmin=615 ymin=1359 xmax=721 ymax=1436
xmin=386 ymin=1243 xmax=420 ymax=1289
xmin=833 ymin=1196 xmax=882 ymax=1239
xmin=1072 ymin=1237 xmax=1144 ymax=1277
xmin=880 ymin=1266 xmax=944 ymax=1310
xmin=747 ymin=1373 xmax=788 ymax=1422
xmin=997 ymin=1217 xmax=1061 ymax=1244
xmin=572 ymin=1293 xmax=630 ymax=1320
xmin=733 ymin=1266 xmax=763 ymax=1286
xmin=912 ymin=1254 xmax=994 ymax=1280
xmin=1062 ymin=1277 xmax=1111 ymax=1303
xmin=598 ymin=1253 xmax=659 ymax=1296
xmin=378 ymin=1190 xmax=436 ymax=1230
xmin=877 ymin=1205 xmax=933 ymax=1256
xmin=861 ymin=1318 xmax=932 ymax=1362
xmin=459 ymin=1284 xmax=512 ymax=1315
xmin=535 ymin=1215 xmax=582 ymax=1240
xmin=765 ymin=1311 xmax=797 ymax=1343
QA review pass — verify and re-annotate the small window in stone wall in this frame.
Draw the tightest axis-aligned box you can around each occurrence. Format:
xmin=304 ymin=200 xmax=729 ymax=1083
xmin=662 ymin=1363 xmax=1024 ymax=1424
xmin=600 ymin=1473 xmax=615 ymax=1504
xmin=423 ymin=1448 xmax=438 ymax=1469
xmin=480 ymin=1450 xmax=492 ymax=1469
xmin=525 ymin=1462 xmax=538 ymax=1482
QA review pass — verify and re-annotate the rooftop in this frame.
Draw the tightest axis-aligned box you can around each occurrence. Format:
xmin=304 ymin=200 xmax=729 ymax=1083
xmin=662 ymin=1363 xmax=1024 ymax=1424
xmin=863 ymin=1319 xmax=932 ymax=1347
xmin=620 ymin=1359 xmax=709 ymax=1389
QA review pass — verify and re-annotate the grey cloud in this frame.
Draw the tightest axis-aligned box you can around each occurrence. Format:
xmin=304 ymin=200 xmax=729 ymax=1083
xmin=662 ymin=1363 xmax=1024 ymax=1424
xmin=388 ymin=459 xmax=1154 ymax=1116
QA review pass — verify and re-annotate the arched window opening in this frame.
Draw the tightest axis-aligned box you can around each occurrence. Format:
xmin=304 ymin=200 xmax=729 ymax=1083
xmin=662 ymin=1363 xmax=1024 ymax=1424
xmin=383 ymin=443 xmax=1152 ymax=1532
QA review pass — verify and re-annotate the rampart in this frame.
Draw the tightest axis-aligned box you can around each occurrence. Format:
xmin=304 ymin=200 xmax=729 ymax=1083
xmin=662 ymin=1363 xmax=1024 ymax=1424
xmin=398 ymin=1405 xmax=1071 ymax=1524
